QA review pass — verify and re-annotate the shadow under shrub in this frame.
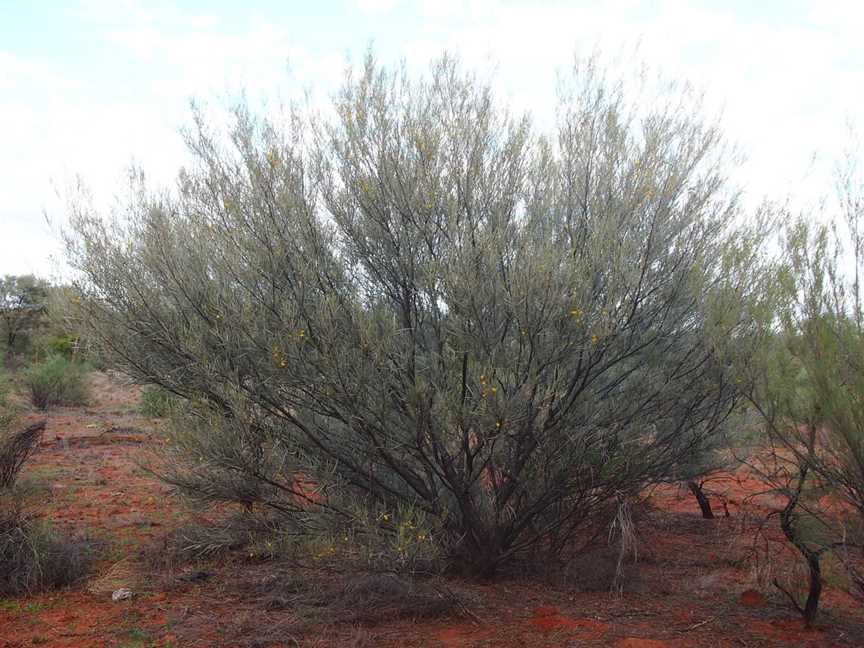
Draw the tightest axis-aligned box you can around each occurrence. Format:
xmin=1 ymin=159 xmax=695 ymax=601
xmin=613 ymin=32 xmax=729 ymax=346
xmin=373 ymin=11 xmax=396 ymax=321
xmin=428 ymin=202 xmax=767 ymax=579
xmin=222 ymin=565 xmax=468 ymax=645
xmin=23 ymin=355 xmax=90 ymax=410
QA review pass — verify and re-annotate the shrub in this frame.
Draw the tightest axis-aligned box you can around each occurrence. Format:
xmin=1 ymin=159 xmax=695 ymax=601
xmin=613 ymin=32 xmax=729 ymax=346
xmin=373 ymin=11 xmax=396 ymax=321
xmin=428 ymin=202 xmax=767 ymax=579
xmin=23 ymin=356 xmax=90 ymax=410
xmin=0 ymin=498 xmax=92 ymax=596
xmin=66 ymin=53 xmax=761 ymax=577
xmin=44 ymin=334 xmax=78 ymax=359
xmin=0 ymin=421 xmax=45 ymax=490
xmin=139 ymin=385 xmax=174 ymax=418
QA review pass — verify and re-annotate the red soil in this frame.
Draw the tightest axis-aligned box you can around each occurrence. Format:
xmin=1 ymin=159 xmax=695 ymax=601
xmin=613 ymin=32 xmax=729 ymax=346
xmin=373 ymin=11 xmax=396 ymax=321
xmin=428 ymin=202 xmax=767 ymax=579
xmin=1 ymin=372 xmax=862 ymax=647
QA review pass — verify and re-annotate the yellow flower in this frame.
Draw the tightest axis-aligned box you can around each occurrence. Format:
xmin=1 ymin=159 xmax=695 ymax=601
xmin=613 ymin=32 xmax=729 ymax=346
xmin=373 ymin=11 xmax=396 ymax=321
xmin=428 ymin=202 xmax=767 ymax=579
xmin=591 ymin=334 xmax=599 ymax=345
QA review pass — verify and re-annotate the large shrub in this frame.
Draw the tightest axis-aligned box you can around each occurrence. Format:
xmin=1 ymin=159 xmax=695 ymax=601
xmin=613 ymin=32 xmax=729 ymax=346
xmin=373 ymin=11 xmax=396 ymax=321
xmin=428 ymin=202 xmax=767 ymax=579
xmin=66 ymin=55 xmax=758 ymax=576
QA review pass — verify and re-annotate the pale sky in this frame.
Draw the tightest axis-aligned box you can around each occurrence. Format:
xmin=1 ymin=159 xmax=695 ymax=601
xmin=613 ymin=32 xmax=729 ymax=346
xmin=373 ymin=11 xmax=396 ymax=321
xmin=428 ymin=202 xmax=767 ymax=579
xmin=1 ymin=0 xmax=863 ymax=279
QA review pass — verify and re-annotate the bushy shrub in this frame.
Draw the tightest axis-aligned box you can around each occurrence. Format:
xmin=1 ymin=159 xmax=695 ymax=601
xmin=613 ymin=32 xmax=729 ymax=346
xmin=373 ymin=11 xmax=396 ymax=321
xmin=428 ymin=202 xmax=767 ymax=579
xmin=0 ymin=498 xmax=92 ymax=596
xmin=23 ymin=356 xmax=90 ymax=410
xmin=44 ymin=334 xmax=78 ymax=359
xmin=66 ymin=53 xmax=763 ymax=577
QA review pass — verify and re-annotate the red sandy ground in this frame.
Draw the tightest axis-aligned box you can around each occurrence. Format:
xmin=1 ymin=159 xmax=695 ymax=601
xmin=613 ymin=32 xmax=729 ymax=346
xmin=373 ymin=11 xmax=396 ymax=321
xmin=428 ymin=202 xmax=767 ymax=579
xmin=1 ymin=372 xmax=863 ymax=647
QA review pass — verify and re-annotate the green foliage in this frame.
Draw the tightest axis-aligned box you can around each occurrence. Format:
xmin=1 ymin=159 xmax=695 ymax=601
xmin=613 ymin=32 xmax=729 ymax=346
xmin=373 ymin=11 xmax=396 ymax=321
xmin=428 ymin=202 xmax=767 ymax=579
xmin=732 ymin=167 xmax=864 ymax=620
xmin=44 ymin=334 xmax=78 ymax=359
xmin=139 ymin=385 xmax=174 ymax=418
xmin=66 ymin=53 xmax=759 ymax=576
xmin=23 ymin=356 xmax=90 ymax=411
xmin=0 ymin=275 xmax=49 ymax=358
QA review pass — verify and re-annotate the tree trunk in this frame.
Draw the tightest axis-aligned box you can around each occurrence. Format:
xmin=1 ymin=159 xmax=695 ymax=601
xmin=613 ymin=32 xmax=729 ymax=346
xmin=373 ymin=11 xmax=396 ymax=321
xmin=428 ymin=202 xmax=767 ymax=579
xmin=802 ymin=553 xmax=822 ymax=627
xmin=778 ymin=472 xmax=823 ymax=628
xmin=687 ymin=480 xmax=715 ymax=519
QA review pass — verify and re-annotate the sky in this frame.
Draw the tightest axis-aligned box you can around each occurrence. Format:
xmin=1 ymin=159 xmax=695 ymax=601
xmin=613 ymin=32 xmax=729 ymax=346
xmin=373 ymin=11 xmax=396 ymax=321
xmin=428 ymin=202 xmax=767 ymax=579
xmin=1 ymin=0 xmax=863 ymax=279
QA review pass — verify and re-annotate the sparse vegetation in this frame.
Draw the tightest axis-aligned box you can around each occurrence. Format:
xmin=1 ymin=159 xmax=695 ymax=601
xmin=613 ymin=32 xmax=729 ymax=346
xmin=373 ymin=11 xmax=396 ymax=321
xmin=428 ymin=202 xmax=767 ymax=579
xmin=729 ymin=142 xmax=864 ymax=624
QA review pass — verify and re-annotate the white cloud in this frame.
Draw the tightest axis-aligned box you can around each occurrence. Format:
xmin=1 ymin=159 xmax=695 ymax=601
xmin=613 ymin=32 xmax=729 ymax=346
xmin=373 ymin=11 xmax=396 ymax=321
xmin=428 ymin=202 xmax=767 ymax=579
xmin=355 ymin=0 xmax=401 ymax=13
xmin=2 ymin=0 xmax=863 ymax=277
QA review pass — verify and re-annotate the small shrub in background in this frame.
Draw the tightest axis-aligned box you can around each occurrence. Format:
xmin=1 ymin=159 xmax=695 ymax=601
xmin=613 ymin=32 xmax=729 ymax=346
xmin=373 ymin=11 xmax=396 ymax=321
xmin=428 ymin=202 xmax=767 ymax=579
xmin=44 ymin=334 xmax=78 ymax=359
xmin=139 ymin=385 xmax=174 ymax=418
xmin=23 ymin=356 xmax=90 ymax=411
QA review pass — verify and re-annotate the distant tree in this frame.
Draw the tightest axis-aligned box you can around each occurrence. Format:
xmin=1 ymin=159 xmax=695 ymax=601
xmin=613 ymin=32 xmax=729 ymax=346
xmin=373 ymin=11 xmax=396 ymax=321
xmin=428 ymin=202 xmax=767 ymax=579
xmin=0 ymin=275 xmax=49 ymax=357
xmin=66 ymin=54 xmax=760 ymax=577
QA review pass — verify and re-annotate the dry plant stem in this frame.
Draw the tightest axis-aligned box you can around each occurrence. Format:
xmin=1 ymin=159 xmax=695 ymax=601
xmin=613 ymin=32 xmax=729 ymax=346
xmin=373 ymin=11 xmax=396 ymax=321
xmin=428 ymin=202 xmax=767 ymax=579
xmin=0 ymin=420 xmax=46 ymax=489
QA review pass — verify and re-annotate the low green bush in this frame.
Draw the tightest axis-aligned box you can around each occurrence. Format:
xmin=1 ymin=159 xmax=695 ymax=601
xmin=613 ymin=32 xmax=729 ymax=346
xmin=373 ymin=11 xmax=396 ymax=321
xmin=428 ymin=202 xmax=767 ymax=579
xmin=23 ymin=356 xmax=90 ymax=411
xmin=43 ymin=334 xmax=78 ymax=359
xmin=139 ymin=385 xmax=174 ymax=418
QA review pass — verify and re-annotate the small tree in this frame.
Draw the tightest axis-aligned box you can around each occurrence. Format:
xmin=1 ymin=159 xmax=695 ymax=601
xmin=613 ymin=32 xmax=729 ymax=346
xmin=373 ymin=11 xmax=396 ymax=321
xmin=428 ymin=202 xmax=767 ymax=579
xmin=66 ymin=54 xmax=755 ymax=577
xmin=738 ymin=208 xmax=864 ymax=624
xmin=0 ymin=275 xmax=48 ymax=358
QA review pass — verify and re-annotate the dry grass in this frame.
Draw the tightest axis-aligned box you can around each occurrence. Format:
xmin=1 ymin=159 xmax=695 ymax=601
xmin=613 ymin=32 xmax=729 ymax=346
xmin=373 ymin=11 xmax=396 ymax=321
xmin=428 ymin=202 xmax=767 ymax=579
xmin=0 ymin=500 xmax=93 ymax=596
xmin=165 ymin=562 xmax=471 ymax=647
xmin=0 ymin=420 xmax=45 ymax=489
